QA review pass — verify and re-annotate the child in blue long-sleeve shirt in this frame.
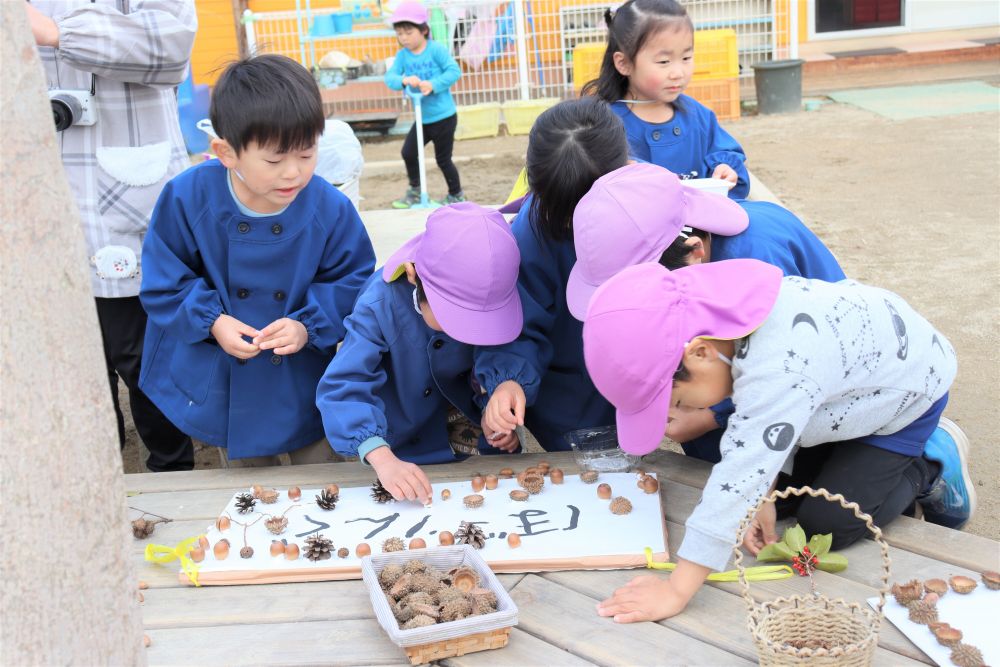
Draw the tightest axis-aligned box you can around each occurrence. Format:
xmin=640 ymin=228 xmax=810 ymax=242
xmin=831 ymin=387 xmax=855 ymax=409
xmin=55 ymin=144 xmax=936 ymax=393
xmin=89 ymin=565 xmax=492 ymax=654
xmin=386 ymin=1 xmax=464 ymax=207
xmin=139 ymin=55 xmax=375 ymax=465
xmin=316 ymin=203 xmax=522 ymax=503
xmin=583 ymin=0 xmax=750 ymax=199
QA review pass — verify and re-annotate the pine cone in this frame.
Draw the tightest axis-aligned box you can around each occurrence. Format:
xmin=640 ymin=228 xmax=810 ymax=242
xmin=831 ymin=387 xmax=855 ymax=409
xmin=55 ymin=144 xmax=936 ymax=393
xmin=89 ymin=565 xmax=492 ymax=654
xmin=234 ymin=493 xmax=256 ymax=514
xmin=315 ymin=488 xmax=338 ymax=510
xmin=371 ymin=479 xmax=395 ymax=503
xmin=304 ymin=534 xmax=334 ymax=561
xmin=455 ymin=521 xmax=487 ymax=549
xmin=264 ymin=516 xmax=288 ymax=535
xmin=131 ymin=518 xmax=157 ymax=539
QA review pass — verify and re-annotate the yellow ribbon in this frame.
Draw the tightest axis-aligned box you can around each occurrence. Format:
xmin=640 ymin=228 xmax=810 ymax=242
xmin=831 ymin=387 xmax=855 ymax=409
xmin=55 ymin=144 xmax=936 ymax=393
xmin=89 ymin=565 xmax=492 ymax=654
xmin=644 ymin=547 xmax=794 ymax=582
xmin=145 ymin=535 xmax=204 ymax=587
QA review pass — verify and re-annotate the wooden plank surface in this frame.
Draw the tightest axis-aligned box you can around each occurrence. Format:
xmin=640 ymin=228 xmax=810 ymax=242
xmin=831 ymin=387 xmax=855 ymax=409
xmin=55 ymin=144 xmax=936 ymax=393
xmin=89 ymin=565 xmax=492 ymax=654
xmin=441 ymin=628 xmax=596 ymax=667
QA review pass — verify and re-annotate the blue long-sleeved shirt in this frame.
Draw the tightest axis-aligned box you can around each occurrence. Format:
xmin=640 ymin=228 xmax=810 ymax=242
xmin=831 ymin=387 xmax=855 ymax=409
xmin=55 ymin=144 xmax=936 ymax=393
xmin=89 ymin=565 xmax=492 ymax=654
xmin=612 ymin=96 xmax=750 ymax=199
xmin=385 ymin=40 xmax=461 ymax=124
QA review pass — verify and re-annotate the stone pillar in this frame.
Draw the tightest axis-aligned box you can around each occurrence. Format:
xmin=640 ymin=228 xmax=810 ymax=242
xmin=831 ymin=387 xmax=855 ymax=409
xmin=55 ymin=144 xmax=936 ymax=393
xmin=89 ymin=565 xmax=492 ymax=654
xmin=1 ymin=6 xmax=146 ymax=664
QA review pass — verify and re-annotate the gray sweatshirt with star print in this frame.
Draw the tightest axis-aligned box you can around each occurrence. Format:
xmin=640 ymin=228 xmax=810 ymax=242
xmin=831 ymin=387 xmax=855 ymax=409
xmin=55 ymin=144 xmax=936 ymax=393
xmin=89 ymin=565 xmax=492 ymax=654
xmin=678 ymin=276 xmax=957 ymax=571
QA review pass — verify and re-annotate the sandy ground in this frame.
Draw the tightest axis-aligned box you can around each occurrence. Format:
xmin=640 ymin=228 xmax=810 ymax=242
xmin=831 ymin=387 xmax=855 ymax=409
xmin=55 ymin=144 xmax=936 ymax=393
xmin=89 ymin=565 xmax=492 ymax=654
xmin=123 ymin=71 xmax=999 ymax=541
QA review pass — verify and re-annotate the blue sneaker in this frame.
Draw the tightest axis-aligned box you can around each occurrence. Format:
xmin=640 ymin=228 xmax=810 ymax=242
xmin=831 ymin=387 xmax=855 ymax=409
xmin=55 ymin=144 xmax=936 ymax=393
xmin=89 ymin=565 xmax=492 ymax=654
xmin=918 ymin=417 xmax=976 ymax=529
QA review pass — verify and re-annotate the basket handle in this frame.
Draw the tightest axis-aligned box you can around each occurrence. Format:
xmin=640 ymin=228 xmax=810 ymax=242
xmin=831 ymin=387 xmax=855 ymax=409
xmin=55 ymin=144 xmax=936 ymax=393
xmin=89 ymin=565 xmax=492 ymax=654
xmin=732 ymin=486 xmax=891 ymax=626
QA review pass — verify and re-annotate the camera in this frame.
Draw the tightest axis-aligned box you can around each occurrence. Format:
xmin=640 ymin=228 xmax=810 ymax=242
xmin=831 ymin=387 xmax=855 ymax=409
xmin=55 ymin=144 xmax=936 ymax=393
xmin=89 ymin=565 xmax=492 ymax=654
xmin=49 ymin=89 xmax=96 ymax=132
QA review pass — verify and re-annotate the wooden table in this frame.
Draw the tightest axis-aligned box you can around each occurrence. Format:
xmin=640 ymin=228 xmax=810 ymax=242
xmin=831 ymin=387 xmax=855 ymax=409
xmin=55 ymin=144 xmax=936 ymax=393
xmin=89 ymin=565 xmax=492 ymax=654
xmin=128 ymin=450 xmax=999 ymax=666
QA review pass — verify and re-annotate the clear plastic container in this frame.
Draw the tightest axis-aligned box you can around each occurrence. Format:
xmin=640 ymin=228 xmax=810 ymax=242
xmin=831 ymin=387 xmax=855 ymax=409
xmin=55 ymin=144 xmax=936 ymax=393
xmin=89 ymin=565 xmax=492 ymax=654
xmin=563 ymin=426 xmax=640 ymax=472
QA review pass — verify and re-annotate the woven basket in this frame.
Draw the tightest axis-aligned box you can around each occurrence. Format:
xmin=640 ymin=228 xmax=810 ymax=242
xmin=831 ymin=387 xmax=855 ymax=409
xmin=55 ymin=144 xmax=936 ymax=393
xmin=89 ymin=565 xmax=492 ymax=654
xmin=733 ymin=486 xmax=890 ymax=667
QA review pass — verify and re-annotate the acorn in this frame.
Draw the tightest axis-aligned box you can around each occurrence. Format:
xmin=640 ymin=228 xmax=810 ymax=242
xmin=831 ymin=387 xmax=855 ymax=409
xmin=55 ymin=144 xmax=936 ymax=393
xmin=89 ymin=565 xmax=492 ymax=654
xmin=213 ymin=539 xmax=230 ymax=560
xmin=485 ymin=474 xmax=499 ymax=490
xmin=356 ymin=543 xmax=371 ymax=557
xmin=597 ymin=483 xmax=613 ymax=500
xmin=441 ymin=489 xmax=451 ymax=501
xmin=240 ymin=546 xmax=254 ymax=559
xmin=924 ymin=578 xmax=948 ymax=596
xmin=499 ymin=467 xmax=514 ymax=479
xmin=216 ymin=515 xmax=231 ymax=531
xmin=950 ymin=575 xmax=977 ymax=594
xmin=270 ymin=540 xmax=285 ymax=557
xmin=143 ymin=635 xmax=152 ymax=648
xmin=288 ymin=486 xmax=302 ymax=501
xmin=610 ymin=497 xmax=633 ymax=515
xmin=198 ymin=535 xmax=210 ymax=550
xmin=509 ymin=489 xmax=529 ymax=502
xmin=439 ymin=531 xmax=455 ymax=546
xmin=507 ymin=533 xmax=521 ymax=548
xmin=580 ymin=471 xmax=599 ymax=484
xmin=982 ymin=570 xmax=1000 ymax=590
xmin=641 ymin=475 xmax=660 ymax=494
xmin=284 ymin=543 xmax=300 ymax=560
xmin=189 ymin=546 xmax=205 ymax=562
xmin=409 ymin=538 xmax=426 ymax=550
xmin=325 ymin=484 xmax=340 ymax=497
xmin=463 ymin=494 xmax=484 ymax=509
xmin=338 ymin=547 xmax=349 ymax=558
xmin=252 ymin=484 xmax=264 ymax=499
xmin=923 ymin=592 xmax=940 ymax=606
xmin=471 ymin=475 xmax=486 ymax=492
xmin=549 ymin=468 xmax=564 ymax=484
xmin=138 ymin=581 xmax=149 ymax=590
xmin=932 ymin=624 xmax=963 ymax=647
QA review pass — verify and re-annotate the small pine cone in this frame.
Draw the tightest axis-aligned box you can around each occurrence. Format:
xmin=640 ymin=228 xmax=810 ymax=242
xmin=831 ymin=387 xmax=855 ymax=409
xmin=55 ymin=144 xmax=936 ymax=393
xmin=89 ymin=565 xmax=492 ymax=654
xmin=260 ymin=489 xmax=279 ymax=504
xmin=378 ymin=563 xmax=405 ymax=589
xmin=521 ymin=473 xmax=544 ymax=495
xmin=337 ymin=547 xmax=349 ymax=559
xmin=371 ymin=479 xmax=395 ymax=503
xmin=454 ymin=521 xmax=487 ymax=549
xmin=610 ymin=496 xmax=633 ymax=515
xmin=264 ymin=516 xmax=288 ymax=535
xmin=403 ymin=614 xmax=436 ymax=629
xmin=304 ymin=534 xmax=334 ymax=561
xmin=234 ymin=493 xmax=256 ymax=514
xmin=315 ymin=489 xmax=338 ymax=510
xmin=950 ymin=643 xmax=985 ymax=667
xmin=404 ymin=559 xmax=428 ymax=575
xmin=891 ymin=579 xmax=924 ymax=605
xmin=440 ymin=598 xmax=473 ymax=622
xmin=131 ymin=518 xmax=156 ymax=539
xmin=907 ymin=599 xmax=938 ymax=625
xmin=382 ymin=536 xmax=405 ymax=553
xmin=240 ymin=546 xmax=254 ymax=559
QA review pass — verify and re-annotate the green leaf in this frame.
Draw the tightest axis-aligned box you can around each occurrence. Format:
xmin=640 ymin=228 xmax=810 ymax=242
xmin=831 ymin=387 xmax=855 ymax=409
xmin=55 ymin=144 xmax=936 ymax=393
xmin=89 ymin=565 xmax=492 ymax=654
xmin=807 ymin=532 xmax=833 ymax=558
xmin=783 ymin=524 xmax=807 ymax=553
xmin=815 ymin=552 xmax=848 ymax=573
xmin=756 ymin=542 xmax=797 ymax=562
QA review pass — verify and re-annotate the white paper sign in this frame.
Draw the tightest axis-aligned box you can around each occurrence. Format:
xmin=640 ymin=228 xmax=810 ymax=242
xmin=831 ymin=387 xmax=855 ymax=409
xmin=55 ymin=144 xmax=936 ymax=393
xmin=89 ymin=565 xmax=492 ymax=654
xmin=189 ymin=472 xmax=668 ymax=584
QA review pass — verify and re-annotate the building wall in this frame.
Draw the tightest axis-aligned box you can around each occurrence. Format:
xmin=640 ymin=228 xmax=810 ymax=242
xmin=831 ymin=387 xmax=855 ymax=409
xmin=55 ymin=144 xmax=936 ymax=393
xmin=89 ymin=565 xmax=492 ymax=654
xmin=907 ymin=1 xmax=998 ymax=31
xmin=191 ymin=0 xmax=241 ymax=85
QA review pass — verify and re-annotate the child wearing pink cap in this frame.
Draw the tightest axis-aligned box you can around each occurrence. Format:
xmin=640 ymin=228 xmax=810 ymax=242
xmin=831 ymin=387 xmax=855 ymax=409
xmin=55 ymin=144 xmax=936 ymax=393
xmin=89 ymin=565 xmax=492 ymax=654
xmin=584 ymin=260 xmax=972 ymax=622
xmin=316 ymin=203 xmax=522 ymax=503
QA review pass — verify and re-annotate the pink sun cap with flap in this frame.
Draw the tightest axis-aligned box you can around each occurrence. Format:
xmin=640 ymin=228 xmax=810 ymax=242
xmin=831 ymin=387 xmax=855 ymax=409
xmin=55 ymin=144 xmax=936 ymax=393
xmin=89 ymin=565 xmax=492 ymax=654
xmin=582 ymin=259 xmax=783 ymax=456
xmin=388 ymin=0 xmax=429 ymax=25
xmin=382 ymin=202 xmax=523 ymax=346
xmin=566 ymin=162 xmax=749 ymax=320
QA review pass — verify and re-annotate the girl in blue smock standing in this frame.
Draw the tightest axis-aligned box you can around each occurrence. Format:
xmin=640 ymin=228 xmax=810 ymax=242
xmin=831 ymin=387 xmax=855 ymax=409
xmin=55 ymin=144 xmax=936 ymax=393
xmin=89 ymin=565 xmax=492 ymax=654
xmin=583 ymin=0 xmax=750 ymax=199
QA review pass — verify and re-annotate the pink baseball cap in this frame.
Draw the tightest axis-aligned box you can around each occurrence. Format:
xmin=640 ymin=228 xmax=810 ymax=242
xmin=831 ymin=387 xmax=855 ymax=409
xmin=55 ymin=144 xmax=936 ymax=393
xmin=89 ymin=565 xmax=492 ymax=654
xmin=567 ymin=163 xmax=749 ymax=320
xmin=383 ymin=202 xmax=523 ymax=345
xmin=388 ymin=0 xmax=429 ymax=25
xmin=583 ymin=260 xmax=782 ymax=456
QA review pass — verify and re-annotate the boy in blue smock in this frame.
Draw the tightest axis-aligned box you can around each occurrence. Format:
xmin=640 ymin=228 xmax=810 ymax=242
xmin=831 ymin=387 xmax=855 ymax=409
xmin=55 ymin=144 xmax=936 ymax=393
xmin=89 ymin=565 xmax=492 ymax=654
xmin=566 ymin=163 xmax=845 ymax=461
xmin=584 ymin=0 xmax=750 ymax=198
xmin=316 ymin=203 xmax=522 ymax=503
xmin=139 ymin=55 xmax=376 ymax=465
xmin=386 ymin=1 xmax=464 ymax=207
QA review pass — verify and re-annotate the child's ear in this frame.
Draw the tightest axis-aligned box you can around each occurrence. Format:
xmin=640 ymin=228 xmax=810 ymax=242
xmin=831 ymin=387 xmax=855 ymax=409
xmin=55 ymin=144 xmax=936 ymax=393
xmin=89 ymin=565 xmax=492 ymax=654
xmin=684 ymin=338 xmax=716 ymax=364
xmin=403 ymin=262 xmax=417 ymax=286
xmin=211 ymin=138 xmax=238 ymax=168
xmin=612 ymin=51 xmax=632 ymax=77
xmin=685 ymin=237 xmax=706 ymax=263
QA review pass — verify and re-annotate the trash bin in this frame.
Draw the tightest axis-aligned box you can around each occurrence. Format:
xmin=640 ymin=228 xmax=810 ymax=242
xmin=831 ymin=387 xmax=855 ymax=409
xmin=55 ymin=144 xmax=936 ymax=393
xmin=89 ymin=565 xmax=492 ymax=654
xmin=752 ymin=59 xmax=805 ymax=114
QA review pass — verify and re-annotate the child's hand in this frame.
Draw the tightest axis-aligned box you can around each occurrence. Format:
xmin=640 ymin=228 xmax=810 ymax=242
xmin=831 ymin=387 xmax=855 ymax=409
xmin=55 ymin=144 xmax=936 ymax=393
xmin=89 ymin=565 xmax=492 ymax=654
xmin=711 ymin=163 xmax=738 ymax=184
xmin=210 ymin=314 xmax=261 ymax=359
xmin=483 ymin=381 xmax=525 ymax=442
xmin=666 ymin=406 xmax=719 ymax=443
xmin=743 ymin=500 xmax=778 ymax=555
xmin=254 ymin=318 xmax=308 ymax=355
xmin=597 ymin=576 xmax=691 ymax=622
xmin=417 ymin=80 xmax=433 ymax=96
xmin=402 ymin=75 xmax=420 ymax=88
xmin=367 ymin=446 xmax=433 ymax=504
xmin=482 ymin=416 xmax=520 ymax=452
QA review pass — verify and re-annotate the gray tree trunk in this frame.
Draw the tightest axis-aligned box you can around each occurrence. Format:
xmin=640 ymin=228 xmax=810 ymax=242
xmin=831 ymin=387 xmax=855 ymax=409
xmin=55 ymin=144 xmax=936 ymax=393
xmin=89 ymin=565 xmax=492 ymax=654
xmin=1 ymin=5 xmax=147 ymax=664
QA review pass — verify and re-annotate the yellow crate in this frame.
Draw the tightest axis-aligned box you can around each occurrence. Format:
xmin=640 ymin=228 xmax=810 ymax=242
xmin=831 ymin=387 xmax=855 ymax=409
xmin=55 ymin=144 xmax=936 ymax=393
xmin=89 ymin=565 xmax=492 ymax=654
xmin=693 ymin=28 xmax=738 ymax=81
xmin=572 ymin=42 xmax=606 ymax=91
xmin=455 ymin=102 xmax=502 ymax=140
xmin=686 ymin=77 xmax=741 ymax=121
xmin=502 ymin=98 xmax=559 ymax=135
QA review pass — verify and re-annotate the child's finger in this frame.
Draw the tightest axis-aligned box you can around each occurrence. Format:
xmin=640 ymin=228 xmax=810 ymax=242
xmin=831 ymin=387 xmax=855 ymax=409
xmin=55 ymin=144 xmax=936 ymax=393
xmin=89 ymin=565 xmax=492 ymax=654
xmin=512 ymin=391 xmax=526 ymax=426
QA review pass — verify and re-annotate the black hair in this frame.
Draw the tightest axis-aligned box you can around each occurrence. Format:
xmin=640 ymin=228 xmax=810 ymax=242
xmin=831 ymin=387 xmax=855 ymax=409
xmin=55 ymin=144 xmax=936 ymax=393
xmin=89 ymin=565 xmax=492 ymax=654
xmin=525 ymin=97 xmax=629 ymax=242
xmin=413 ymin=271 xmax=427 ymax=305
xmin=210 ymin=54 xmax=325 ymax=155
xmin=673 ymin=361 xmax=691 ymax=383
xmin=393 ymin=20 xmax=430 ymax=39
xmin=581 ymin=0 xmax=694 ymax=103
xmin=657 ymin=229 xmax=709 ymax=271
